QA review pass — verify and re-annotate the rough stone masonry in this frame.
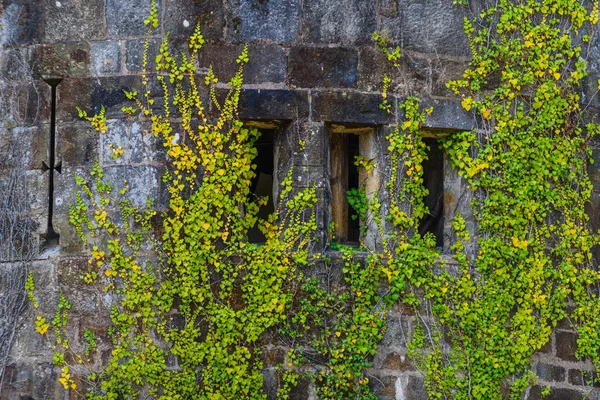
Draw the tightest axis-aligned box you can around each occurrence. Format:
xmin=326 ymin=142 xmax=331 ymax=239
xmin=1 ymin=0 xmax=600 ymax=399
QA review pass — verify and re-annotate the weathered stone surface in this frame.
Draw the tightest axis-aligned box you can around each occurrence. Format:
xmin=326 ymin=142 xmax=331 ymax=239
xmin=556 ymin=330 xmax=578 ymax=362
xmin=380 ymin=314 xmax=411 ymax=348
xmin=380 ymin=0 xmax=399 ymax=18
xmin=106 ymin=0 xmax=162 ymax=37
xmin=432 ymin=58 xmax=467 ymax=98
xmin=58 ymin=258 xmax=101 ymax=313
xmin=125 ymin=38 xmax=162 ymax=72
xmin=34 ymin=42 xmax=91 ymax=79
xmin=198 ymin=44 xmax=286 ymax=84
xmin=289 ymin=47 xmax=358 ymax=88
xmin=393 ymin=374 xmax=428 ymax=400
xmin=1 ymin=0 xmax=43 ymax=45
xmin=91 ymin=41 xmax=122 ymax=75
xmin=419 ymin=98 xmax=475 ymax=131
xmin=91 ymin=75 xmax=143 ymax=118
xmin=101 ymin=119 xmax=143 ymax=164
xmin=0 ymin=82 xmax=47 ymax=127
xmin=293 ymin=123 xmax=327 ymax=167
xmin=357 ymin=46 xmax=430 ymax=95
xmin=44 ymin=0 xmax=105 ymax=42
xmin=55 ymin=78 xmax=94 ymax=122
xmin=527 ymin=385 xmax=585 ymax=400
xmin=238 ymin=89 xmax=309 ymax=121
xmin=103 ymin=165 xmax=159 ymax=207
xmin=57 ymin=123 xmax=99 ymax=167
xmin=0 ymin=46 xmax=35 ymax=81
xmin=381 ymin=0 xmax=470 ymax=57
xmin=301 ymin=0 xmax=376 ymax=45
xmin=311 ymin=91 xmax=394 ymax=125
xmin=226 ymin=0 xmax=299 ymax=43
xmin=164 ymin=0 xmax=224 ymax=40
xmin=1 ymin=362 xmax=63 ymax=399
xmin=536 ymin=362 xmax=566 ymax=382
xmin=368 ymin=375 xmax=397 ymax=398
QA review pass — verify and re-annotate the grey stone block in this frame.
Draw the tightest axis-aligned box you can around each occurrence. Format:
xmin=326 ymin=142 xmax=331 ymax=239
xmin=198 ymin=44 xmax=286 ymax=84
xmin=2 ymin=0 xmax=43 ymax=45
xmin=57 ymin=123 xmax=99 ymax=167
xmin=227 ymin=0 xmax=299 ymax=43
xmin=91 ymin=75 xmax=143 ymax=119
xmin=164 ymin=0 xmax=224 ymax=41
xmin=536 ymin=362 xmax=565 ymax=382
xmin=0 ymin=46 xmax=36 ymax=81
xmin=125 ymin=38 xmax=162 ymax=72
xmin=556 ymin=330 xmax=578 ymax=362
xmin=101 ymin=119 xmax=143 ymax=165
xmin=301 ymin=0 xmax=376 ymax=45
xmin=91 ymin=41 xmax=122 ymax=75
xmin=357 ymin=46 xmax=430 ymax=96
xmin=34 ymin=42 xmax=91 ymax=79
xmin=568 ymin=369 xmax=600 ymax=388
xmin=103 ymin=165 xmax=159 ymax=207
xmin=381 ymin=0 xmax=470 ymax=57
xmin=44 ymin=0 xmax=104 ymax=42
xmin=237 ymin=89 xmax=309 ymax=121
xmin=527 ymin=385 xmax=585 ymax=400
xmin=311 ymin=91 xmax=394 ymax=125
xmin=0 ymin=362 xmax=63 ymax=399
xmin=419 ymin=98 xmax=475 ymax=131
xmin=106 ymin=0 xmax=162 ymax=37
xmin=432 ymin=58 xmax=467 ymax=98
xmin=289 ymin=47 xmax=358 ymax=88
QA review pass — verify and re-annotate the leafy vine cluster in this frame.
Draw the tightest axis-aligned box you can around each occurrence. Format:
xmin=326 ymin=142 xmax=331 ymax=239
xmin=26 ymin=0 xmax=600 ymax=398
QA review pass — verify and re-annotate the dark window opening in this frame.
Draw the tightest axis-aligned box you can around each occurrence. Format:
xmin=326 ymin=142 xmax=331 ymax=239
xmin=418 ymin=138 xmax=444 ymax=248
xmin=331 ymin=132 xmax=362 ymax=246
xmin=248 ymin=129 xmax=275 ymax=243
xmin=347 ymin=134 xmax=360 ymax=243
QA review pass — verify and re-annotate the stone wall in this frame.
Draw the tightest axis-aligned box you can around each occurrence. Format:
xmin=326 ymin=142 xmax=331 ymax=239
xmin=1 ymin=0 xmax=600 ymax=399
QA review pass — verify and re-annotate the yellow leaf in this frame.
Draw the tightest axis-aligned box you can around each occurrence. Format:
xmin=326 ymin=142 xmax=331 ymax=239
xmin=482 ymin=108 xmax=491 ymax=119
xmin=202 ymin=223 xmax=210 ymax=230
xmin=335 ymin=331 xmax=341 ymax=337
xmin=554 ymin=72 xmax=561 ymax=80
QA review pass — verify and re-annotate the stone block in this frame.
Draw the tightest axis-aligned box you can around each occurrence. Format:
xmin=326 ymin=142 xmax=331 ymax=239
xmin=368 ymin=375 xmax=396 ymax=397
xmin=226 ymin=0 xmax=299 ymax=43
xmin=2 ymin=0 xmax=43 ymax=45
xmin=0 ymin=362 xmax=63 ymax=399
xmin=287 ymin=376 xmax=313 ymax=400
xmin=380 ymin=314 xmax=411 ymax=348
xmin=198 ymin=44 xmax=286 ymax=84
xmin=527 ymin=385 xmax=585 ymax=400
xmin=556 ymin=330 xmax=578 ymax=362
xmin=289 ymin=47 xmax=358 ymax=88
xmin=44 ymin=0 xmax=104 ymax=42
xmin=0 ymin=82 xmax=46 ymax=127
xmin=419 ymin=98 xmax=475 ymax=131
xmin=101 ymin=119 xmax=143 ymax=165
xmin=536 ymin=362 xmax=565 ymax=382
xmin=357 ymin=46 xmax=430 ymax=96
xmin=58 ymin=258 xmax=101 ymax=314
xmin=91 ymin=41 xmax=122 ymax=75
xmin=34 ymin=42 xmax=91 ymax=79
xmin=103 ymin=165 xmax=159 ymax=207
xmin=55 ymin=78 xmax=94 ymax=122
xmin=357 ymin=46 xmax=432 ymax=97
xmin=106 ymin=0 xmax=162 ymax=37
xmin=237 ymin=89 xmax=309 ymax=121
xmin=301 ymin=0 xmax=376 ymax=45
xmin=432 ymin=58 xmax=467 ymax=98
xmin=91 ymin=75 xmax=143 ymax=119
xmin=260 ymin=346 xmax=286 ymax=367
xmin=125 ymin=38 xmax=162 ymax=72
xmin=381 ymin=0 xmax=470 ymax=57
xmin=0 ymin=46 xmax=36 ymax=81
xmin=311 ymin=91 xmax=394 ymax=125
xmin=164 ymin=0 xmax=224 ymax=41
xmin=394 ymin=374 xmax=428 ymax=400
xmin=568 ymin=369 xmax=600 ymax=388
xmin=293 ymin=123 xmax=328 ymax=167
xmin=378 ymin=350 xmax=412 ymax=371
xmin=57 ymin=123 xmax=99 ymax=167
xmin=380 ymin=0 xmax=399 ymax=18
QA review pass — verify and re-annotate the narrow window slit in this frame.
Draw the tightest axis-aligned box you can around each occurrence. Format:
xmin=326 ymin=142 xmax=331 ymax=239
xmin=248 ymin=129 xmax=275 ymax=243
xmin=418 ymin=138 xmax=444 ymax=248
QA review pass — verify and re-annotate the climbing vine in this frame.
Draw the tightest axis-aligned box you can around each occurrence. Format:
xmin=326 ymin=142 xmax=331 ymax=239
xmin=26 ymin=0 xmax=600 ymax=398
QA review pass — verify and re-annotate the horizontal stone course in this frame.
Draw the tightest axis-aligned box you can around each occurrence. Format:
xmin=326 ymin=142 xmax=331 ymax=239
xmin=289 ymin=47 xmax=358 ymax=88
